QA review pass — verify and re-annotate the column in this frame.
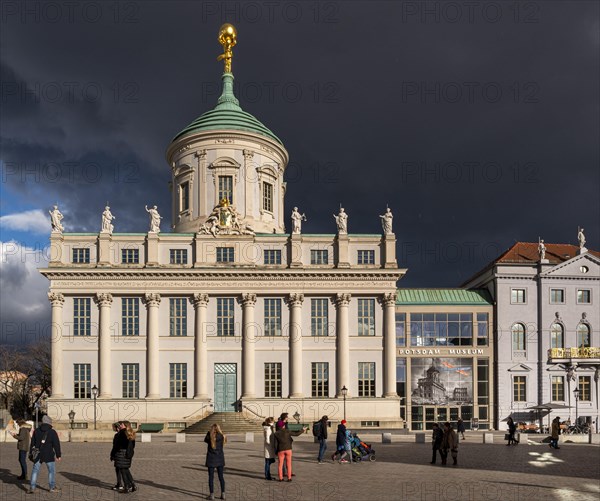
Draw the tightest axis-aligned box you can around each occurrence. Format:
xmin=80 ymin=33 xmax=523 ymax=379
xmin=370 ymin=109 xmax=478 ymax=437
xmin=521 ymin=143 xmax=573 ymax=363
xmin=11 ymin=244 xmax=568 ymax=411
xmin=143 ymin=293 xmax=161 ymax=398
xmin=48 ymin=292 xmax=65 ymax=398
xmin=240 ymin=293 xmax=257 ymax=398
xmin=381 ymin=292 xmax=398 ymax=397
xmin=286 ymin=294 xmax=304 ymax=397
xmin=334 ymin=293 xmax=351 ymax=397
xmin=191 ymin=294 xmax=209 ymax=399
xmin=95 ymin=293 xmax=113 ymax=398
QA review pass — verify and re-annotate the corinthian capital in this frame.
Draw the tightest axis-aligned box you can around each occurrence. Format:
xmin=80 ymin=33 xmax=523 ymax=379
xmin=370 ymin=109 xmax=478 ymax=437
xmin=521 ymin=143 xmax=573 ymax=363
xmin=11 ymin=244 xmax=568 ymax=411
xmin=333 ymin=293 xmax=351 ymax=308
xmin=47 ymin=292 xmax=65 ymax=306
xmin=143 ymin=293 xmax=161 ymax=307
xmin=240 ymin=293 xmax=257 ymax=306
xmin=94 ymin=293 xmax=113 ymax=307
xmin=285 ymin=293 xmax=304 ymax=307
xmin=379 ymin=292 xmax=396 ymax=307
xmin=191 ymin=293 xmax=209 ymax=308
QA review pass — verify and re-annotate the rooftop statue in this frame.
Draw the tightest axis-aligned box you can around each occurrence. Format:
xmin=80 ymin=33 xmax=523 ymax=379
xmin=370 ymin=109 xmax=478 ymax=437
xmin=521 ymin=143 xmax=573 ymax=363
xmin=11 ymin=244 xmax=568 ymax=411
xmin=380 ymin=207 xmax=393 ymax=235
xmin=333 ymin=207 xmax=348 ymax=235
xmin=145 ymin=205 xmax=162 ymax=233
xmin=291 ymin=207 xmax=306 ymax=235
xmin=49 ymin=205 xmax=64 ymax=233
xmin=101 ymin=205 xmax=115 ymax=234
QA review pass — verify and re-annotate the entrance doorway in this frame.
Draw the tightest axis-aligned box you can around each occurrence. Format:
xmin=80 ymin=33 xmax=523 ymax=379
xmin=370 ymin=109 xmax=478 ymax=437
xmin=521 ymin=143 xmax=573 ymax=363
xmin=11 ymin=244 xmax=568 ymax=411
xmin=214 ymin=363 xmax=237 ymax=412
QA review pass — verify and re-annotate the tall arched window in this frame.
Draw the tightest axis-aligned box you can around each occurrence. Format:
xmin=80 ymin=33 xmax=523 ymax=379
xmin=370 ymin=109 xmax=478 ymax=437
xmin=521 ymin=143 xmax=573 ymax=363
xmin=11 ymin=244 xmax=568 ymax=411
xmin=550 ymin=323 xmax=564 ymax=349
xmin=512 ymin=323 xmax=526 ymax=351
xmin=577 ymin=323 xmax=591 ymax=348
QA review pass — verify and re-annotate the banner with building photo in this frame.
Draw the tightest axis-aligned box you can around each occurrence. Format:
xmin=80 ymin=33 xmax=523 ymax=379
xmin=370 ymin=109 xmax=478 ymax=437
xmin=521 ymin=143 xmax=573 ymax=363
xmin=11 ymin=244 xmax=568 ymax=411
xmin=411 ymin=358 xmax=473 ymax=405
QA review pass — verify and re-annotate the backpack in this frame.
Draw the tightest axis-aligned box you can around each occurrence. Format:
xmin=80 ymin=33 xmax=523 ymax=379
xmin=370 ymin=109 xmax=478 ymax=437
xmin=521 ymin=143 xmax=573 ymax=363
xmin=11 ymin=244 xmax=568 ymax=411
xmin=28 ymin=430 xmax=48 ymax=463
xmin=312 ymin=421 xmax=322 ymax=437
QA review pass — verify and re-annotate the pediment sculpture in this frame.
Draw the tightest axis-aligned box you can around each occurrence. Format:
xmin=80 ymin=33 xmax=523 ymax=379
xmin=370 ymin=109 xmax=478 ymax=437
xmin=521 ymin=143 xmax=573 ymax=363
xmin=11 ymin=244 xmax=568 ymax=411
xmin=198 ymin=198 xmax=254 ymax=237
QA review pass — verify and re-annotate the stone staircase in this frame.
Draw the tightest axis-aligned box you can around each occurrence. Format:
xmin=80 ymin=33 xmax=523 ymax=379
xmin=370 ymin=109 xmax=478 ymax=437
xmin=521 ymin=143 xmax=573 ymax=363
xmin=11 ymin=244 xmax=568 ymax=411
xmin=183 ymin=412 xmax=263 ymax=434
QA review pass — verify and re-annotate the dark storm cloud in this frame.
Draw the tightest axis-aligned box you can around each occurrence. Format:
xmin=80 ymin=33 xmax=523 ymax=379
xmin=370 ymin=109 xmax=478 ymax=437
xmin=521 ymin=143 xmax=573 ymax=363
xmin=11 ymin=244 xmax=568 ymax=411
xmin=1 ymin=0 xmax=598 ymax=288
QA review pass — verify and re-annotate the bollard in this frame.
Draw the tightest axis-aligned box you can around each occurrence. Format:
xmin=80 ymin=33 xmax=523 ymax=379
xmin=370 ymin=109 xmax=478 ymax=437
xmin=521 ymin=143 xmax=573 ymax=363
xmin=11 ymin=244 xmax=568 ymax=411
xmin=382 ymin=433 xmax=392 ymax=444
xmin=483 ymin=433 xmax=493 ymax=444
xmin=141 ymin=433 xmax=151 ymax=443
xmin=176 ymin=433 xmax=186 ymax=443
xmin=245 ymin=432 xmax=254 ymax=443
xmin=415 ymin=432 xmax=426 ymax=443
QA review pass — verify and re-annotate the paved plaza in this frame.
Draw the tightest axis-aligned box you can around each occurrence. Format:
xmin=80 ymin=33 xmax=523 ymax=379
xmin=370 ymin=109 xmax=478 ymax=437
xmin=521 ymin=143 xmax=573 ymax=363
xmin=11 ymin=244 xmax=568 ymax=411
xmin=1 ymin=434 xmax=599 ymax=501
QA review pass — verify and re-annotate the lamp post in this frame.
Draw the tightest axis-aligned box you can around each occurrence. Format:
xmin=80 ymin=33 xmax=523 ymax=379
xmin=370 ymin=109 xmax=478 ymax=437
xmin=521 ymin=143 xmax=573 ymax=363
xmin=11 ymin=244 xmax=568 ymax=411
xmin=293 ymin=411 xmax=300 ymax=424
xmin=34 ymin=401 xmax=40 ymax=428
xmin=341 ymin=385 xmax=348 ymax=421
xmin=91 ymin=385 xmax=98 ymax=430
xmin=68 ymin=410 xmax=75 ymax=430
xmin=573 ymin=387 xmax=579 ymax=428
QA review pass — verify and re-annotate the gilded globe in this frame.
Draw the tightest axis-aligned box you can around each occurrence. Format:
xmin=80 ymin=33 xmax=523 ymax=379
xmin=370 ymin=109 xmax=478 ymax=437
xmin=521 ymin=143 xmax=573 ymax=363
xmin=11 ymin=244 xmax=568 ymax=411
xmin=218 ymin=23 xmax=237 ymax=47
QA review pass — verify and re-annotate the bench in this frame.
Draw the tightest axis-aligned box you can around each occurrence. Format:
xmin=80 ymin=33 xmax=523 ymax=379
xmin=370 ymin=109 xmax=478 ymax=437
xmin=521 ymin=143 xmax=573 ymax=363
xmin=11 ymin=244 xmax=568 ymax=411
xmin=139 ymin=423 xmax=164 ymax=433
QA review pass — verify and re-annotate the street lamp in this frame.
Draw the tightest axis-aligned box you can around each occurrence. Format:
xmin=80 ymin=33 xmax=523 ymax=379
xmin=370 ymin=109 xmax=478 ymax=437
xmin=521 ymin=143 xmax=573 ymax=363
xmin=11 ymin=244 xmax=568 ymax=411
xmin=573 ymin=387 xmax=579 ymax=428
xmin=293 ymin=411 xmax=301 ymax=424
xmin=341 ymin=386 xmax=348 ymax=421
xmin=68 ymin=410 xmax=76 ymax=430
xmin=91 ymin=385 xmax=99 ymax=430
xmin=34 ymin=401 xmax=41 ymax=428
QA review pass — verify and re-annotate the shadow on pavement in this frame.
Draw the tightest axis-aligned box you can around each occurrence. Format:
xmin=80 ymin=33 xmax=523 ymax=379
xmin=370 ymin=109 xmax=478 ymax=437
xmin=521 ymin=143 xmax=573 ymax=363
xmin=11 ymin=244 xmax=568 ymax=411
xmin=0 ymin=468 xmax=28 ymax=491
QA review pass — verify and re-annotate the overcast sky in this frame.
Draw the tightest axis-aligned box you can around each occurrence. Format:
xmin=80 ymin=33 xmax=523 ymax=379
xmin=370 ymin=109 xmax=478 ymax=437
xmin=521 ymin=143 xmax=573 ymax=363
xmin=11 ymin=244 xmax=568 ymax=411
xmin=1 ymin=1 xmax=599 ymax=344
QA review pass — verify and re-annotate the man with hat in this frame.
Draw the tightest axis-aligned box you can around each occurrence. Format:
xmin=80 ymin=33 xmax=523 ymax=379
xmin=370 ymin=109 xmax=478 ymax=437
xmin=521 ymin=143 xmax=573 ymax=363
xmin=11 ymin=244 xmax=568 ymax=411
xmin=28 ymin=415 xmax=62 ymax=494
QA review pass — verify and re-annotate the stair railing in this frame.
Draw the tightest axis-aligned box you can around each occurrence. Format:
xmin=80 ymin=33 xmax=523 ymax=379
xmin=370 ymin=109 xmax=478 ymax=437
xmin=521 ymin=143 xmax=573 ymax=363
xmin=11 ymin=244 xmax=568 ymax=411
xmin=183 ymin=402 xmax=213 ymax=420
xmin=242 ymin=404 xmax=265 ymax=420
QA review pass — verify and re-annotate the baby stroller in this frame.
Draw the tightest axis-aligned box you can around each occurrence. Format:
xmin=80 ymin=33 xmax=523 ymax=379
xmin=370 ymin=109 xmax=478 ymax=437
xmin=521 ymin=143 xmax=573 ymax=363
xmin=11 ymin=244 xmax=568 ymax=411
xmin=350 ymin=433 xmax=376 ymax=462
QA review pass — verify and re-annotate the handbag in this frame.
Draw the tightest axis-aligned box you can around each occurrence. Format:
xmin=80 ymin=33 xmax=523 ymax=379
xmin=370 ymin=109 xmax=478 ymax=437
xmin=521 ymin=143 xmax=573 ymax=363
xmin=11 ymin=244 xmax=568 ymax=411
xmin=28 ymin=431 xmax=48 ymax=463
xmin=504 ymin=433 xmax=511 ymax=440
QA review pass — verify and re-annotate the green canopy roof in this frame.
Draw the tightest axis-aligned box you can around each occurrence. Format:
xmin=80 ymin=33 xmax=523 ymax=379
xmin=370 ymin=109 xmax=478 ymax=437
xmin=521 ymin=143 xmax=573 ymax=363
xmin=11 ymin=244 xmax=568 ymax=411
xmin=396 ymin=289 xmax=493 ymax=305
xmin=172 ymin=72 xmax=282 ymax=145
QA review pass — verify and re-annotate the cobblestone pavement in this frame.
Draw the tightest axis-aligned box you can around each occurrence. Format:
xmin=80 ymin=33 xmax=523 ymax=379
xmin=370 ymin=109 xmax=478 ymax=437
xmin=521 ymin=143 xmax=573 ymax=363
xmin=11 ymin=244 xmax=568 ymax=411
xmin=1 ymin=435 xmax=599 ymax=501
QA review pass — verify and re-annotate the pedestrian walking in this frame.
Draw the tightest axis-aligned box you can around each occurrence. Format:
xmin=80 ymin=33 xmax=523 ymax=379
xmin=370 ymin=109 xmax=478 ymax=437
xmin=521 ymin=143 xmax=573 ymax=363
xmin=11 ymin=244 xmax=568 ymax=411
xmin=314 ymin=415 xmax=329 ymax=464
xmin=457 ymin=418 xmax=466 ymax=440
xmin=204 ymin=423 xmax=226 ymax=500
xmin=262 ymin=417 xmax=276 ymax=480
xmin=430 ymin=423 xmax=443 ymax=464
xmin=273 ymin=422 xmax=308 ymax=481
xmin=27 ymin=415 xmax=62 ymax=494
xmin=332 ymin=420 xmax=347 ymax=462
xmin=109 ymin=422 xmax=124 ymax=491
xmin=9 ymin=419 xmax=31 ymax=481
xmin=338 ymin=424 xmax=354 ymax=464
xmin=276 ymin=413 xmax=289 ymax=431
xmin=506 ymin=417 xmax=518 ymax=446
xmin=549 ymin=416 xmax=561 ymax=449
xmin=440 ymin=422 xmax=458 ymax=466
xmin=113 ymin=421 xmax=137 ymax=493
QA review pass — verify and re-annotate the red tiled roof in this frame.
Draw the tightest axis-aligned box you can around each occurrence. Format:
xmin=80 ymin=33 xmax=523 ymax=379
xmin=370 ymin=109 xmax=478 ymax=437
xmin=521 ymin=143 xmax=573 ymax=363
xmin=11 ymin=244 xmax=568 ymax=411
xmin=495 ymin=242 xmax=600 ymax=264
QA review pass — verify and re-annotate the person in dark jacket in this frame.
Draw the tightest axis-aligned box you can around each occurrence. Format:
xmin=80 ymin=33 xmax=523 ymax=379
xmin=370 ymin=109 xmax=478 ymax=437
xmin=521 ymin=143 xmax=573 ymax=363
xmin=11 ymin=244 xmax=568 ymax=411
xmin=316 ymin=415 xmax=329 ymax=464
xmin=430 ymin=423 xmax=443 ymax=464
xmin=27 ymin=415 xmax=61 ymax=494
xmin=113 ymin=421 xmax=136 ymax=493
xmin=110 ymin=422 xmax=125 ymax=491
xmin=10 ymin=419 xmax=31 ymax=480
xmin=506 ymin=417 xmax=518 ymax=446
xmin=332 ymin=420 xmax=347 ymax=461
xmin=205 ymin=423 xmax=226 ymax=500
xmin=273 ymin=422 xmax=308 ymax=481
xmin=457 ymin=418 xmax=466 ymax=440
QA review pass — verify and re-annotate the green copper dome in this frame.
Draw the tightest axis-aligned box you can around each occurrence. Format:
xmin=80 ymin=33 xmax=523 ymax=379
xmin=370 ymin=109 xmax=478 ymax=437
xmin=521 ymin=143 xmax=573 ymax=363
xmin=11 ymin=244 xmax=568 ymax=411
xmin=172 ymin=73 xmax=282 ymax=145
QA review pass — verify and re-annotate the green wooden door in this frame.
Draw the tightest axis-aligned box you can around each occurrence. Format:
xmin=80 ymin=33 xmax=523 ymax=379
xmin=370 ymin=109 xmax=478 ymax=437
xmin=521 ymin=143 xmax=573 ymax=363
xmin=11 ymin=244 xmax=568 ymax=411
xmin=214 ymin=364 xmax=237 ymax=412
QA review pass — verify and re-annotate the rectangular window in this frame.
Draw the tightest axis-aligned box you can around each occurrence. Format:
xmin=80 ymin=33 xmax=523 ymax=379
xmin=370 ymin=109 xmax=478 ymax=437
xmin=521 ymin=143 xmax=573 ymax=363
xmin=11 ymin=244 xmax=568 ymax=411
xmin=550 ymin=289 xmax=565 ymax=304
xmin=180 ymin=182 xmax=189 ymax=212
xmin=396 ymin=358 xmax=407 ymax=411
xmin=264 ymin=363 xmax=282 ymax=398
xmin=357 ymin=250 xmax=375 ymax=265
xmin=169 ymin=363 xmax=187 ymax=398
xmin=357 ymin=299 xmax=375 ymax=336
xmin=410 ymin=312 xmax=473 ymax=347
xmin=477 ymin=359 xmax=489 ymax=405
xmin=217 ymin=298 xmax=235 ymax=337
xmin=311 ymin=249 xmax=328 ymax=265
xmin=72 ymin=248 xmax=90 ymax=264
xmin=216 ymin=247 xmax=234 ymax=263
xmin=477 ymin=313 xmax=488 ymax=346
xmin=264 ymin=299 xmax=282 ymax=336
xmin=311 ymin=298 xmax=329 ymax=337
xmin=218 ymin=175 xmax=233 ymax=204
xmin=577 ymin=289 xmax=591 ymax=304
xmin=552 ymin=376 xmax=564 ymax=401
xmin=513 ymin=376 xmax=526 ymax=402
xmin=396 ymin=313 xmax=406 ymax=347
xmin=262 ymin=181 xmax=273 ymax=212
xmin=121 ymin=298 xmax=139 ymax=336
xmin=122 ymin=363 xmax=139 ymax=399
xmin=264 ymin=249 xmax=282 ymax=265
xmin=578 ymin=376 xmax=591 ymax=401
xmin=73 ymin=298 xmax=91 ymax=337
xmin=170 ymin=249 xmax=188 ymax=265
xmin=511 ymin=289 xmax=526 ymax=304
xmin=358 ymin=362 xmax=376 ymax=397
xmin=74 ymin=363 xmax=91 ymax=399
xmin=122 ymin=248 xmax=139 ymax=264
xmin=311 ymin=362 xmax=329 ymax=397
xmin=169 ymin=298 xmax=187 ymax=337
